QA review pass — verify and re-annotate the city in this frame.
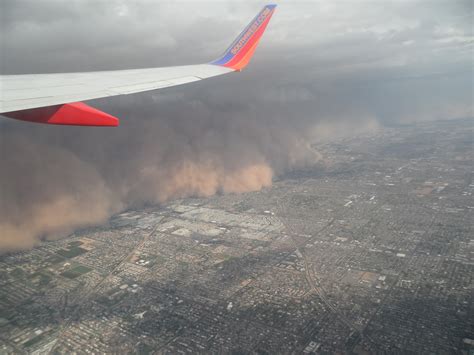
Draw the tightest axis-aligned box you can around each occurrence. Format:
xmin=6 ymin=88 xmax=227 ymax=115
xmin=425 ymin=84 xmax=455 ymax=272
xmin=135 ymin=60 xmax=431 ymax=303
xmin=0 ymin=118 xmax=472 ymax=354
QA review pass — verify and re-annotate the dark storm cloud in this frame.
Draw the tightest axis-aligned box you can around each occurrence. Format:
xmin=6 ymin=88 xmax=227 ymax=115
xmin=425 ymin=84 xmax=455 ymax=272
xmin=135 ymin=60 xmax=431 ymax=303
xmin=0 ymin=0 xmax=472 ymax=252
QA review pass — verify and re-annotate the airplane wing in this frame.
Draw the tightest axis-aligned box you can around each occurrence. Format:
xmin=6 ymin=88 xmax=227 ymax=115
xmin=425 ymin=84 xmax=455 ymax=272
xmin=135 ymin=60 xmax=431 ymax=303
xmin=0 ymin=4 xmax=276 ymax=127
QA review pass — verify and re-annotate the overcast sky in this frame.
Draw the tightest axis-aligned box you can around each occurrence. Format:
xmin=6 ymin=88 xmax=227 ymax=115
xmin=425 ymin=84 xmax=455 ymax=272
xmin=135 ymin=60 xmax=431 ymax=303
xmin=0 ymin=0 xmax=472 ymax=252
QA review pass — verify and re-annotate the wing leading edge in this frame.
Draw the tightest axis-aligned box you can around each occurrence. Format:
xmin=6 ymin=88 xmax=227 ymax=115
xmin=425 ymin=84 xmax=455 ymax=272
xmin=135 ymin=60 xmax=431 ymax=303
xmin=0 ymin=4 xmax=277 ymax=127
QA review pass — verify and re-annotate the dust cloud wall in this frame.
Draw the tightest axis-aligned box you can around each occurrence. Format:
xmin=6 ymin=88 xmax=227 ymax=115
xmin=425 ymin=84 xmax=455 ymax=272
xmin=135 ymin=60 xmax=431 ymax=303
xmin=0 ymin=0 xmax=472 ymax=252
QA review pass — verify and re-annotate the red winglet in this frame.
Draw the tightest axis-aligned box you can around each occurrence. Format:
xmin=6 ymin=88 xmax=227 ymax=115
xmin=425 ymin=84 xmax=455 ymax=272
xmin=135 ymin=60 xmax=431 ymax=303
xmin=211 ymin=4 xmax=277 ymax=71
xmin=3 ymin=102 xmax=119 ymax=127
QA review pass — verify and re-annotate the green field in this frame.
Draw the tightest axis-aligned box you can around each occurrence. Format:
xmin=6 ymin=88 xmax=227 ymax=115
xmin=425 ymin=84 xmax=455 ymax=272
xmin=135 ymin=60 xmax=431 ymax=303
xmin=56 ymin=246 xmax=87 ymax=258
xmin=67 ymin=240 xmax=83 ymax=247
xmin=60 ymin=265 xmax=92 ymax=279
xmin=46 ymin=254 xmax=65 ymax=264
xmin=23 ymin=334 xmax=44 ymax=348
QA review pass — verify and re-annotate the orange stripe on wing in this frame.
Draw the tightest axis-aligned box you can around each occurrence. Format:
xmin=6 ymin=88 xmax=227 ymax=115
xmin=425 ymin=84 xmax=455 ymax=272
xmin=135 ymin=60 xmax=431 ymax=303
xmin=231 ymin=39 xmax=261 ymax=71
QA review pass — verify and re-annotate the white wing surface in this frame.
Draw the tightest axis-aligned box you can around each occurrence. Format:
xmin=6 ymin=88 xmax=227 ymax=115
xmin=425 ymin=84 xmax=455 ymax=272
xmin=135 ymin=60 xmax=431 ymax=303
xmin=0 ymin=65 xmax=233 ymax=113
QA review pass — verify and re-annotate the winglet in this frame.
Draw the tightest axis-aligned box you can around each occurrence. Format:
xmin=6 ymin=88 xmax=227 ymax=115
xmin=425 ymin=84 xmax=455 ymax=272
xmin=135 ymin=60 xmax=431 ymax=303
xmin=211 ymin=4 xmax=277 ymax=71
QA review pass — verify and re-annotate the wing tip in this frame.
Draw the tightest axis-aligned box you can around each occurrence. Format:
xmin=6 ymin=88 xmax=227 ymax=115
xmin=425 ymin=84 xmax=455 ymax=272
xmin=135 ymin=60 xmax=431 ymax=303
xmin=211 ymin=4 xmax=277 ymax=71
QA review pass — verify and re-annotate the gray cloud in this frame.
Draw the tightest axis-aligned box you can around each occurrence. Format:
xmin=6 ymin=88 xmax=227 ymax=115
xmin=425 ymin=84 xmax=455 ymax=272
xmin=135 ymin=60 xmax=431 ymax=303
xmin=0 ymin=0 xmax=472 ymax=252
